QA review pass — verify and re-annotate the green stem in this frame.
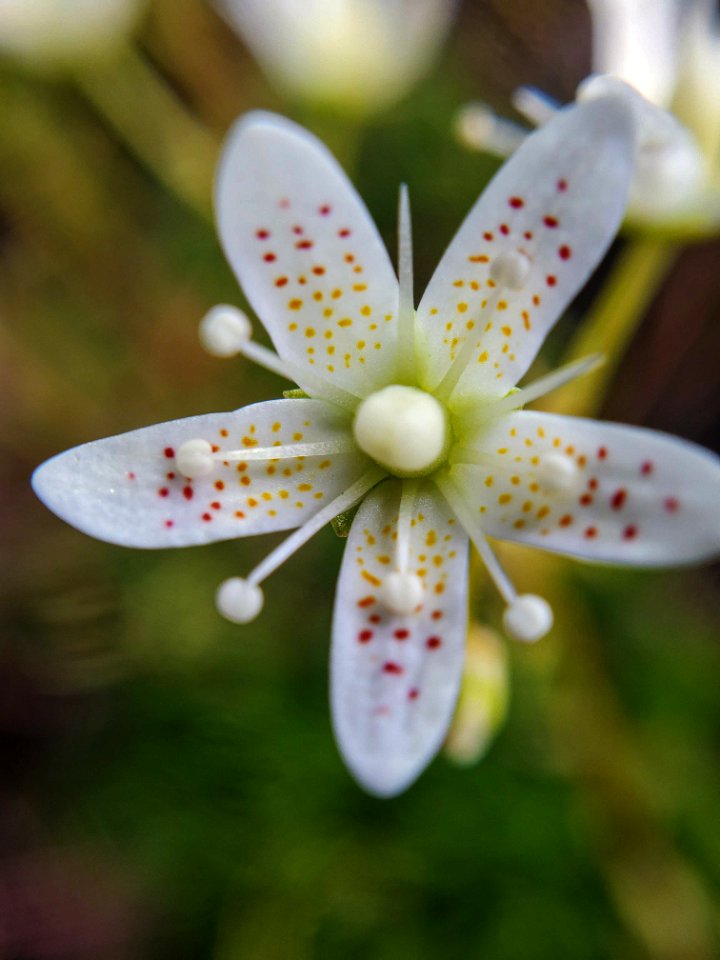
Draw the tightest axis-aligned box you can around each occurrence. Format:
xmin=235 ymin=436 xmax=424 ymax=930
xmin=542 ymin=239 xmax=677 ymax=418
xmin=74 ymin=44 xmax=219 ymax=219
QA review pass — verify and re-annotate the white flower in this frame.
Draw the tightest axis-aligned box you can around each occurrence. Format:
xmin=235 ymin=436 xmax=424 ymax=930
xmin=214 ymin=0 xmax=457 ymax=115
xmin=33 ymin=99 xmax=720 ymax=796
xmin=458 ymin=1 xmax=720 ymax=231
xmin=0 ymin=0 xmax=145 ymax=64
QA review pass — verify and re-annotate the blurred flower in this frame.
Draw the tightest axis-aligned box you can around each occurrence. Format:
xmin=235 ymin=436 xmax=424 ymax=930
xmin=444 ymin=623 xmax=508 ymax=766
xmin=33 ymin=98 xmax=720 ymax=796
xmin=214 ymin=0 xmax=458 ymax=116
xmin=458 ymin=1 xmax=720 ymax=233
xmin=0 ymin=0 xmax=145 ymax=65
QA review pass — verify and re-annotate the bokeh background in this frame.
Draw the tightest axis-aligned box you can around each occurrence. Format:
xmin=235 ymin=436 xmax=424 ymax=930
xmin=1 ymin=1 xmax=719 ymax=957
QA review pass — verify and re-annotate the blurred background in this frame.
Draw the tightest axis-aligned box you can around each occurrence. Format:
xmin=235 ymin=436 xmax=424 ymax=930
xmin=1 ymin=0 xmax=719 ymax=957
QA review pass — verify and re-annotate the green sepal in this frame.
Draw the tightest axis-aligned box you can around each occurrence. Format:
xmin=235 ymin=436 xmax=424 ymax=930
xmin=282 ymin=389 xmax=310 ymax=399
xmin=331 ymin=505 xmax=358 ymax=538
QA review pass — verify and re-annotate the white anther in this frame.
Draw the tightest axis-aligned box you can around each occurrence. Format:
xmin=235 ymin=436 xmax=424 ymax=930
xmin=353 ymin=385 xmax=448 ymax=477
xmin=215 ymin=578 xmax=264 ymax=624
xmin=536 ymin=453 xmax=579 ymax=494
xmin=454 ymin=103 xmax=527 ymax=157
xmin=489 ymin=250 xmax=532 ymax=291
xmin=176 ymin=439 xmax=215 ymax=478
xmin=199 ymin=304 xmax=252 ymax=357
xmin=503 ymin=594 xmax=553 ymax=644
xmin=379 ymin=571 xmax=425 ymax=615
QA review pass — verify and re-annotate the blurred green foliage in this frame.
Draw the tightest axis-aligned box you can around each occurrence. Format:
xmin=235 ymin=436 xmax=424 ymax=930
xmin=0 ymin=1 xmax=718 ymax=958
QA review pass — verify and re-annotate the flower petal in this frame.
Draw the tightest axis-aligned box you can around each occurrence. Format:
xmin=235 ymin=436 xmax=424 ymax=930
xmin=33 ymin=399 xmax=368 ymax=548
xmin=216 ymin=111 xmax=400 ymax=397
xmin=331 ymin=479 xmax=469 ymax=797
xmin=414 ymin=97 xmax=634 ymax=400
xmin=454 ymin=411 xmax=720 ymax=565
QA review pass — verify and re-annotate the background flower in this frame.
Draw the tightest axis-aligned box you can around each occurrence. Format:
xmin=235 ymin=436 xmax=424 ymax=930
xmin=0 ymin=0 xmax=146 ymax=64
xmin=214 ymin=0 xmax=458 ymax=116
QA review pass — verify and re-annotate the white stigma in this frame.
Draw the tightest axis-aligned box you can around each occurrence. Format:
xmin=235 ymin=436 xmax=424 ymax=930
xmin=199 ymin=304 xmax=252 ymax=357
xmin=536 ymin=453 xmax=579 ymax=493
xmin=216 ymin=578 xmax=264 ymax=624
xmin=380 ymin=571 xmax=424 ymax=615
xmin=490 ymin=250 xmax=532 ymax=290
xmin=353 ymin=385 xmax=448 ymax=476
xmin=503 ymin=594 xmax=553 ymax=643
xmin=176 ymin=439 xmax=215 ymax=478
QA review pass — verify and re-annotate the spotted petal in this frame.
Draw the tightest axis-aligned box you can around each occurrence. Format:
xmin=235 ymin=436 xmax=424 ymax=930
xmin=331 ymin=479 xmax=469 ymax=797
xmin=33 ymin=399 xmax=368 ymax=548
xmin=216 ymin=111 xmax=400 ymax=397
xmin=453 ymin=411 xmax=720 ymax=564
xmin=414 ymin=96 xmax=634 ymax=401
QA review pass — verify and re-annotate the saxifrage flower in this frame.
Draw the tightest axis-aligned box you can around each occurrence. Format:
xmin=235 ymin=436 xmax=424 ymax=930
xmin=33 ymin=97 xmax=720 ymax=796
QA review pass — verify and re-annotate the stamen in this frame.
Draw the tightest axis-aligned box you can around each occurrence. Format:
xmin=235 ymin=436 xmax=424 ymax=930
xmin=176 ymin=439 xmax=215 ymax=477
xmin=490 ymin=354 xmax=605 ymax=416
xmin=434 ymin=287 xmax=504 ymax=402
xmin=176 ymin=437 xmax=356 ymax=478
xmin=379 ymin=480 xmax=424 ymax=615
xmin=199 ymin=304 xmax=252 ymax=357
xmin=435 ymin=476 xmax=516 ymax=605
xmin=511 ymin=86 xmax=559 ymax=127
xmin=489 ymin=250 xmax=532 ymax=290
xmin=436 ymin=475 xmax=553 ymax=643
xmin=396 ymin=185 xmax=415 ymax=379
xmin=198 ymin=305 xmax=361 ymax=413
xmin=216 ymin=577 xmax=264 ymax=624
xmin=502 ymin=595 xmax=553 ymax=643
xmin=536 ymin=454 xmax=580 ymax=494
xmin=455 ymin=103 xmax=528 ymax=157
xmin=246 ymin=467 xmax=385 ymax=588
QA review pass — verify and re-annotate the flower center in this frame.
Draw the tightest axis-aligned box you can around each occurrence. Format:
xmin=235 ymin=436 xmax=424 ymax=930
xmin=353 ymin=385 xmax=450 ymax=477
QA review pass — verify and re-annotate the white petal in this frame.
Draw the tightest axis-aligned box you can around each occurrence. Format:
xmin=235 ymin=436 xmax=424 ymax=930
xmin=331 ymin=479 xmax=469 ymax=797
xmin=586 ymin=0 xmax=682 ymax=105
xmin=216 ymin=111 xmax=400 ymax=397
xmin=454 ymin=411 xmax=720 ymax=565
xmin=414 ymin=97 xmax=634 ymax=401
xmin=33 ymin=399 xmax=368 ymax=548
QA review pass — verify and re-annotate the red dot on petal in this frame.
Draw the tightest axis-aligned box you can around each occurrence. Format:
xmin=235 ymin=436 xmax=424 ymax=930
xmin=579 ymin=494 xmax=593 ymax=506
xmin=598 ymin=447 xmax=608 ymax=460
xmin=183 ymin=486 xmax=193 ymax=501
xmin=483 ymin=231 xmax=494 ymax=242
xmin=543 ymin=215 xmax=559 ymax=228
xmin=500 ymin=223 xmax=510 ymax=236
xmin=263 ymin=252 xmax=276 ymax=262
xmin=166 ymin=472 xmax=176 ymax=480
xmin=509 ymin=196 xmax=524 ymax=209
xmin=164 ymin=447 xmax=175 ymax=458
xmin=358 ymin=630 xmax=373 ymax=643
xmin=546 ymin=275 xmax=557 ymax=287
xmin=588 ymin=478 xmax=598 ymax=490
xmin=158 ymin=487 xmax=169 ymax=498
xmin=357 ymin=596 xmax=375 ymax=608
xmin=202 ymin=513 xmax=212 ymax=522
xmin=127 ymin=472 xmax=136 ymax=480
xmin=255 ymin=229 xmax=270 ymax=240
xmin=664 ymin=497 xmax=680 ymax=513
xmin=393 ymin=629 xmax=409 ymax=641
xmin=383 ymin=661 xmax=404 ymax=675
xmin=557 ymin=179 xmax=568 ymax=192
xmin=165 ymin=520 xmax=174 ymax=528
xmin=408 ymin=688 xmax=420 ymax=700
xmin=426 ymin=636 xmax=442 ymax=650
xmin=369 ymin=614 xmax=382 ymax=624
xmin=559 ymin=245 xmax=572 ymax=260
xmin=623 ymin=525 xmax=638 ymax=540
xmin=431 ymin=610 xmax=443 ymax=620
xmin=611 ymin=489 xmax=627 ymax=510
xmin=319 ymin=205 xmax=331 ymax=215
xmin=584 ymin=526 xmax=598 ymax=538
xmin=338 ymin=228 xmax=351 ymax=237
xmin=641 ymin=460 xmax=654 ymax=475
